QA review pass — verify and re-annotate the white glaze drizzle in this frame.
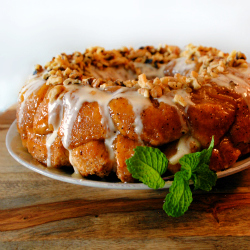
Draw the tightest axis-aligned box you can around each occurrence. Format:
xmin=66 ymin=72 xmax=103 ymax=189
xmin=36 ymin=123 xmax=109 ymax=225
xmin=134 ymin=63 xmax=166 ymax=78
xmin=46 ymin=98 xmax=63 ymax=167
xmin=18 ymin=74 xmax=46 ymax=124
xmin=104 ymin=130 xmax=120 ymax=161
xmin=171 ymin=57 xmax=196 ymax=76
xmin=115 ymin=90 xmax=152 ymax=141
xmin=175 ymin=89 xmax=195 ymax=106
xmin=69 ymin=150 xmax=83 ymax=178
xmin=134 ymin=58 xmax=195 ymax=79
xmin=169 ymin=135 xmax=200 ymax=165
xmin=90 ymin=65 xmax=136 ymax=80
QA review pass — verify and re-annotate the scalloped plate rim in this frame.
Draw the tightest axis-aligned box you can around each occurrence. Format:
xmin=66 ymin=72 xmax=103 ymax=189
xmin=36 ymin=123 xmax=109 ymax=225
xmin=6 ymin=120 xmax=250 ymax=190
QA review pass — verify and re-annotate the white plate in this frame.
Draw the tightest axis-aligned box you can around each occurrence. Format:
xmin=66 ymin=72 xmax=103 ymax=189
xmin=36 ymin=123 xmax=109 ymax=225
xmin=6 ymin=120 xmax=250 ymax=190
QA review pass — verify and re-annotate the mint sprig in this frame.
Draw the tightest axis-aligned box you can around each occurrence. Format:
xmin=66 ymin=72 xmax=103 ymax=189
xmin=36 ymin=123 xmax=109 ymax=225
xmin=126 ymin=136 xmax=217 ymax=217
xmin=163 ymin=137 xmax=216 ymax=217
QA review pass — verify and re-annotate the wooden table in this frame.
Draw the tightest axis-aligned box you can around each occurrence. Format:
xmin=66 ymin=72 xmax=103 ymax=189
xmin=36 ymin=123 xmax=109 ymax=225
xmin=0 ymin=107 xmax=250 ymax=249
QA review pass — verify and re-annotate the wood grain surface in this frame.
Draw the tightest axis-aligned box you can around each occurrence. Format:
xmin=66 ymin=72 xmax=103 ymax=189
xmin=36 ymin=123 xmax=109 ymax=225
xmin=0 ymin=106 xmax=250 ymax=250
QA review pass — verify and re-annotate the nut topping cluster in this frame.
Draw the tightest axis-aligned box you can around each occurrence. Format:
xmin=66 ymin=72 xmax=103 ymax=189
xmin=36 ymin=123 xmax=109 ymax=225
xmin=33 ymin=44 xmax=248 ymax=100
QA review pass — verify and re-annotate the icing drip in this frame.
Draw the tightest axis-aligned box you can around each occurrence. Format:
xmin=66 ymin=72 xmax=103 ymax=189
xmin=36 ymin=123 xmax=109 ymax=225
xmin=172 ymin=57 xmax=196 ymax=75
xmin=135 ymin=58 xmax=195 ymax=79
xmin=61 ymin=89 xmax=81 ymax=149
xmin=90 ymin=65 xmax=136 ymax=80
xmin=134 ymin=63 xmax=166 ymax=78
xmin=19 ymin=75 xmax=46 ymax=124
xmin=46 ymin=98 xmax=63 ymax=167
xmin=169 ymin=135 xmax=200 ymax=165
xmin=69 ymin=150 xmax=83 ymax=178
xmin=104 ymin=130 xmax=119 ymax=162
xmin=115 ymin=90 xmax=152 ymax=141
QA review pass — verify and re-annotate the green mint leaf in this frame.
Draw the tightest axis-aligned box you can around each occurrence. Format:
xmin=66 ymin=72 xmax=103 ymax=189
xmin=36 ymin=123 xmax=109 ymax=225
xmin=163 ymin=171 xmax=193 ymax=217
xmin=126 ymin=146 xmax=168 ymax=189
xmin=126 ymin=157 xmax=165 ymax=189
xmin=133 ymin=146 xmax=168 ymax=175
xmin=179 ymin=136 xmax=214 ymax=174
xmin=179 ymin=152 xmax=200 ymax=179
xmin=192 ymin=163 xmax=217 ymax=191
xmin=199 ymin=136 xmax=214 ymax=165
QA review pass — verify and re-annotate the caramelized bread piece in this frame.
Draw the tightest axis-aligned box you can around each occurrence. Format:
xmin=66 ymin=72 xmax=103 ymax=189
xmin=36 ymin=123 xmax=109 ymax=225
xmin=210 ymin=138 xmax=241 ymax=171
xmin=33 ymin=97 xmax=51 ymax=135
xmin=17 ymin=83 xmax=49 ymax=147
xmin=33 ymin=85 xmax=67 ymax=135
xmin=59 ymin=102 xmax=106 ymax=149
xmin=110 ymin=98 xmax=187 ymax=146
xmin=234 ymin=142 xmax=250 ymax=155
xmin=70 ymin=141 xmax=113 ymax=178
xmin=187 ymin=102 xmax=236 ymax=147
xmin=109 ymin=97 xmax=138 ymax=140
xmin=26 ymin=129 xmax=70 ymax=167
xmin=230 ymin=98 xmax=250 ymax=144
xmin=141 ymin=102 xmax=187 ymax=146
xmin=115 ymin=135 xmax=142 ymax=183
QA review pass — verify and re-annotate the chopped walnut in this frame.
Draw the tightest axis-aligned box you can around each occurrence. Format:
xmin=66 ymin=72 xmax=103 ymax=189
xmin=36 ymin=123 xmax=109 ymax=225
xmin=46 ymin=75 xmax=63 ymax=85
xmin=173 ymin=94 xmax=187 ymax=107
xmin=99 ymin=80 xmax=115 ymax=89
xmin=63 ymin=78 xmax=82 ymax=86
xmin=150 ymin=85 xmax=162 ymax=98
xmin=63 ymin=67 xmax=72 ymax=77
xmin=138 ymin=74 xmax=148 ymax=88
xmin=168 ymin=81 xmax=184 ymax=90
xmin=186 ymin=77 xmax=201 ymax=90
xmin=48 ymin=85 xmax=66 ymax=103
xmin=122 ymin=80 xmax=131 ymax=88
xmin=138 ymin=88 xmax=150 ymax=98
xmin=69 ymin=70 xmax=82 ymax=79
xmin=35 ymin=64 xmax=43 ymax=73
xmin=227 ymin=50 xmax=248 ymax=68
xmin=153 ymin=77 xmax=161 ymax=85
